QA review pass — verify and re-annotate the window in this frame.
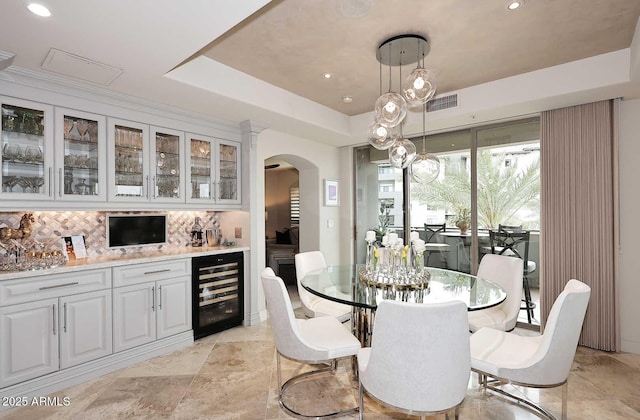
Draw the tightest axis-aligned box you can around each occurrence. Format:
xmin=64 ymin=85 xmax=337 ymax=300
xmin=290 ymin=187 xmax=300 ymax=227
xmin=379 ymin=182 xmax=394 ymax=193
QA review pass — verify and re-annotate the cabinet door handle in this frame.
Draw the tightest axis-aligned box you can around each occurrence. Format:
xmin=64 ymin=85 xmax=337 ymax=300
xmin=63 ymin=302 xmax=67 ymax=333
xmin=58 ymin=168 xmax=63 ymax=197
xmin=48 ymin=167 xmax=53 ymax=197
xmin=159 ymin=286 xmax=163 ymax=310
xmin=39 ymin=282 xmax=79 ymax=290
xmin=211 ymin=181 xmax=216 ymax=201
xmin=52 ymin=304 xmax=57 ymax=336
xmin=144 ymin=269 xmax=170 ymax=275
xmin=151 ymin=286 xmax=155 ymax=312
xmin=152 ymin=175 xmax=157 ymax=199
xmin=146 ymin=175 xmax=150 ymax=198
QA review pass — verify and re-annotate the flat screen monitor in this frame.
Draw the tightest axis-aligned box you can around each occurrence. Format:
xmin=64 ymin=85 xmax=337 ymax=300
xmin=107 ymin=214 xmax=167 ymax=248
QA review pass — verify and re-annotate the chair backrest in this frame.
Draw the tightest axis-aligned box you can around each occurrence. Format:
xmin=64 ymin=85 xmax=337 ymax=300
xmin=294 ymin=251 xmax=327 ymax=313
xmin=360 ymin=300 xmax=470 ymax=413
xmin=477 ymin=254 xmax=524 ymax=330
xmin=424 ymin=223 xmax=446 ymax=243
xmin=489 ymin=229 xmax=530 ymax=265
xmin=260 ymin=267 xmax=327 ymax=361
xmin=507 ymin=279 xmax=591 ymax=385
xmin=498 ymin=224 xmax=523 ymax=232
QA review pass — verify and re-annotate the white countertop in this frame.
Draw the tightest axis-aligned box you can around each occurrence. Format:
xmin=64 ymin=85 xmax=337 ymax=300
xmin=0 ymin=245 xmax=249 ymax=281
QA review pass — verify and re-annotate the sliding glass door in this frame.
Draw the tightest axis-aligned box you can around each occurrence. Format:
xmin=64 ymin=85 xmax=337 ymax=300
xmin=354 ymin=117 xmax=540 ymax=324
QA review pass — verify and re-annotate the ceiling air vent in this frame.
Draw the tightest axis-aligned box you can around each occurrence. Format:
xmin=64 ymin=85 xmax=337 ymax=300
xmin=42 ymin=49 xmax=123 ymax=86
xmin=426 ymin=94 xmax=458 ymax=112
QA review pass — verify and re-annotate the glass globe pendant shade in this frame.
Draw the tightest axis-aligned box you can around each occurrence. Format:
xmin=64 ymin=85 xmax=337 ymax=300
xmin=367 ymin=121 xmax=397 ymax=150
xmin=388 ymin=138 xmax=417 ymax=169
xmin=374 ymin=92 xmax=407 ymax=128
xmin=411 ymin=152 xmax=440 ymax=183
xmin=402 ymin=67 xmax=436 ymax=106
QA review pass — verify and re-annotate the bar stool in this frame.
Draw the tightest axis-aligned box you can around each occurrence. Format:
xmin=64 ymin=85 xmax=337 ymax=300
xmin=488 ymin=229 xmax=536 ymax=323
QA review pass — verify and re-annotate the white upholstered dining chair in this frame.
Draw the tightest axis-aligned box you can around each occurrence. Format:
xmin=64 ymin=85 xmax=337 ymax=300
xmin=470 ymin=279 xmax=591 ymax=420
xmin=468 ymin=254 xmax=524 ymax=332
xmin=261 ymin=267 xmax=361 ymax=418
xmin=357 ymin=300 xmax=470 ymax=419
xmin=294 ymin=251 xmax=351 ymax=322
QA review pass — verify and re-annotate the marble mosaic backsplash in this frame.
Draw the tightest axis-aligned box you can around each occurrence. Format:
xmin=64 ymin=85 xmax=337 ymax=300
xmin=0 ymin=210 xmax=220 ymax=257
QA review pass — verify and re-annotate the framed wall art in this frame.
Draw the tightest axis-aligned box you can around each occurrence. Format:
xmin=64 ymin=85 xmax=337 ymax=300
xmin=324 ymin=179 xmax=339 ymax=206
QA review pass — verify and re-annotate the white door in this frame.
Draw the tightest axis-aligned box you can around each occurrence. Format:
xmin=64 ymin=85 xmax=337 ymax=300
xmin=156 ymin=276 xmax=192 ymax=339
xmin=54 ymin=108 xmax=107 ymax=201
xmin=0 ymin=298 xmax=59 ymax=387
xmin=59 ymin=290 xmax=113 ymax=369
xmin=0 ymin=96 xmax=55 ymax=201
xmin=150 ymin=126 xmax=185 ymax=203
xmin=106 ymin=117 xmax=150 ymax=202
xmin=186 ymin=133 xmax=215 ymax=203
xmin=113 ymin=283 xmax=155 ymax=352
xmin=214 ymin=140 xmax=241 ymax=204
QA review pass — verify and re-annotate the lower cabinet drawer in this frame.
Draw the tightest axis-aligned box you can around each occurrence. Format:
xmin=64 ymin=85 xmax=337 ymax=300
xmin=0 ymin=269 xmax=112 ymax=307
xmin=112 ymin=259 xmax=191 ymax=287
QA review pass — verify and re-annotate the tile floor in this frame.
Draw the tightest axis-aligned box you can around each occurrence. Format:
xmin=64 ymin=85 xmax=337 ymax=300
xmin=1 ymin=286 xmax=639 ymax=420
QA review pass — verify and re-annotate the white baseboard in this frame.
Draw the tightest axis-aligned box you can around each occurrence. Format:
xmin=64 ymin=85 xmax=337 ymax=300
xmin=621 ymin=338 xmax=640 ymax=355
xmin=0 ymin=331 xmax=193 ymax=412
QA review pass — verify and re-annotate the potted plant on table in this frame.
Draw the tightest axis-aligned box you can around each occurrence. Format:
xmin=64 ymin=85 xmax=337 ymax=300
xmin=453 ymin=207 xmax=471 ymax=235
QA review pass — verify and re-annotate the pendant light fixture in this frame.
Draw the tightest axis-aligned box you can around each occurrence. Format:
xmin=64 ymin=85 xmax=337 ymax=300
xmin=368 ymin=34 xmax=438 ymax=176
xmin=410 ymin=102 xmax=440 ymax=183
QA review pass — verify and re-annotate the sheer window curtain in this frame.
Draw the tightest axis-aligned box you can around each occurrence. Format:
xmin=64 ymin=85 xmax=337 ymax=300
xmin=540 ymin=100 xmax=618 ymax=351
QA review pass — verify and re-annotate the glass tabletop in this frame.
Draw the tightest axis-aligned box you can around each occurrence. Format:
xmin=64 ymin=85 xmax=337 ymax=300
xmin=300 ymin=265 xmax=506 ymax=311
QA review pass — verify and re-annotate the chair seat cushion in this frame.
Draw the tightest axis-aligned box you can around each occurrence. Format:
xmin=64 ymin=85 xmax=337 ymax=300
xmin=297 ymin=317 xmax=361 ymax=359
xmin=467 ymin=307 xmax=513 ymax=332
xmin=357 ymin=347 xmax=371 ymax=372
xmin=470 ymin=327 xmax=543 ymax=377
xmin=307 ymin=297 xmax=351 ymax=322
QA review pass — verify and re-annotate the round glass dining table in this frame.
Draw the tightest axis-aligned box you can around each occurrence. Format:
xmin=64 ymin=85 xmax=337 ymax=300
xmin=301 ymin=265 xmax=506 ymax=345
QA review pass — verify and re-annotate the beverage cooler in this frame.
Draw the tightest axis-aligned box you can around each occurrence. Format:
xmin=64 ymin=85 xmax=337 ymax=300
xmin=192 ymin=252 xmax=244 ymax=339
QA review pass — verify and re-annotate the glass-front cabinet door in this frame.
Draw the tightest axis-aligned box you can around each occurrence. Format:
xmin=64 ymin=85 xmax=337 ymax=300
xmin=187 ymin=134 xmax=213 ymax=203
xmin=150 ymin=126 xmax=184 ymax=203
xmin=54 ymin=108 xmax=106 ymax=201
xmin=216 ymin=140 xmax=241 ymax=204
xmin=107 ymin=118 xmax=149 ymax=202
xmin=0 ymin=97 xmax=53 ymax=200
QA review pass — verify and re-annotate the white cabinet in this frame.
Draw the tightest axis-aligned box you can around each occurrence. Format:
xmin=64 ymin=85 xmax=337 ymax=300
xmin=0 ymin=298 xmax=58 ymax=388
xmin=0 ymin=96 xmax=54 ymax=200
xmin=0 ymin=269 xmax=112 ymax=388
xmin=186 ymin=133 xmax=241 ymax=205
xmin=59 ymin=290 xmax=112 ymax=369
xmin=54 ymin=108 xmax=107 ymax=201
xmin=112 ymin=282 xmax=155 ymax=352
xmin=107 ymin=118 xmax=150 ymax=202
xmin=150 ymin=126 xmax=185 ymax=203
xmin=112 ymin=260 xmax=191 ymax=353
xmin=157 ymin=277 xmax=191 ymax=339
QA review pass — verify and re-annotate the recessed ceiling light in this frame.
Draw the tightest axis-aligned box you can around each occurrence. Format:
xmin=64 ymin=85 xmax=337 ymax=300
xmin=342 ymin=96 xmax=353 ymax=104
xmin=506 ymin=0 xmax=524 ymax=10
xmin=323 ymin=73 xmax=332 ymax=79
xmin=27 ymin=3 xmax=51 ymax=17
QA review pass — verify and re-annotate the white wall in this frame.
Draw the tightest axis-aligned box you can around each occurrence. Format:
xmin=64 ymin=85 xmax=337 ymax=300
xmin=618 ymin=98 xmax=640 ymax=354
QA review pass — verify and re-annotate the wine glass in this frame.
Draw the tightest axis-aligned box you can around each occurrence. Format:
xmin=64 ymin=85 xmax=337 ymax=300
xmin=63 ymin=118 xmax=73 ymax=139
xmin=77 ymin=120 xmax=89 ymax=142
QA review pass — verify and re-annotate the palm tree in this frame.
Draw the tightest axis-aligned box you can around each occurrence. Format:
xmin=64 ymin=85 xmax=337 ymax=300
xmin=412 ymin=150 xmax=540 ymax=229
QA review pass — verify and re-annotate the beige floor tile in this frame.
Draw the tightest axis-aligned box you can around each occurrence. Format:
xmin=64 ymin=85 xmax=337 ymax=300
xmin=172 ymin=371 xmax=270 ymax=419
xmin=79 ymin=375 xmax=193 ymax=419
xmin=199 ymin=341 xmax=275 ymax=374
xmin=215 ymin=322 xmax=274 ymax=343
